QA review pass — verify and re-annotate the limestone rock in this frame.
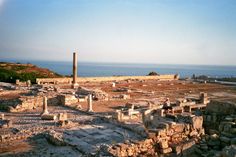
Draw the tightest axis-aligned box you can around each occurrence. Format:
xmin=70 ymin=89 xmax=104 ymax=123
xmin=58 ymin=113 xmax=68 ymax=121
xmin=41 ymin=114 xmax=57 ymax=120
xmin=46 ymin=130 xmax=66 ymax=146
xmin=159 ymin=140 xmax=169 ymax=149
xmin=191 ymin=116 xmax=203 ymax=130
xmin=160 ymin=147 xmax=172 ymax=154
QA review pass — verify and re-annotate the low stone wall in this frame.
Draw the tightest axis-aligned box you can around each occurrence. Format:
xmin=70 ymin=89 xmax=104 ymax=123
xmin=8 ymin=96 xmax=43 ymax=112
xmin=36 ymin=74 xmax=178 ymax=84
xmin=57 ymin=94 xmax=79 ymax=108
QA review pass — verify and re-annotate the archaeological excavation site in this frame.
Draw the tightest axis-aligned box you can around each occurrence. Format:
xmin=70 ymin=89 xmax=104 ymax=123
xmin=0 ymin=53 xmax=236 ymax=157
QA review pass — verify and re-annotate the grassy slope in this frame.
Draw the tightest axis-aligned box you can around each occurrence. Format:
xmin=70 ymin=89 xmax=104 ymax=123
xmin=0 ymin=62 xmax=62 ymax=83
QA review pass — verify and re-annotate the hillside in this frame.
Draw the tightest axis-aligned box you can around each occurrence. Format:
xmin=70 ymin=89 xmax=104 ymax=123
xmin=0 ymin=62 xmax=62 ymax=83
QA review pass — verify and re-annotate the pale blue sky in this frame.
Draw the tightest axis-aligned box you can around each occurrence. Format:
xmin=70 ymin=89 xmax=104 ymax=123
xmin=0 ymin=0 xmax=235 ymax=65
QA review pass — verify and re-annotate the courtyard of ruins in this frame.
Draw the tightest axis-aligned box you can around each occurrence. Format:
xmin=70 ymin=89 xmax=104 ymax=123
xmin=0 ymin=53 xmax=235 ymax=157
xmin=0 ymin=77 xmax=236 ymax=157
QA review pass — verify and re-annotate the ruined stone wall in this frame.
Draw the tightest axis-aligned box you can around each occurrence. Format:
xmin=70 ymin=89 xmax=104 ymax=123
xmin=109 ymin=113 xmax=204 ymax=156
xmin=203 ymin=100 xmax=236 ymax=147
xmin=57 ymin=94 xmax=78 ymax=108
xmin=204 ymin=100 xmax=236 ymax=132
xmin=36 ymin=74 xmax=178 ymax=84
xmin=8 ymin=96 xmax=44 ymax=112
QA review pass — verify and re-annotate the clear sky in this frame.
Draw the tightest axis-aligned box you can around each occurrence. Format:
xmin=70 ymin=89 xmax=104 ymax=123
xmin=0 ymin=0 xmax=235 ymax=65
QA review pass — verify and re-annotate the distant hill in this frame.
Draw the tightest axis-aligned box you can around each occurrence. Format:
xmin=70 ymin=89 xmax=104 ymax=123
xmin=0 ymin=62 xmax=62 ymax=83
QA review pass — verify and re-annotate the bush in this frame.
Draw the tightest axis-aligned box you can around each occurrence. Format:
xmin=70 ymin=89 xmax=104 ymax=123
xmin=148 ymin=71 xmax=159 ymax=76
xmin=0 ymin=68 xmax=20 ymax=83
xmin=0 ymin=68 xmax=40 ymax=84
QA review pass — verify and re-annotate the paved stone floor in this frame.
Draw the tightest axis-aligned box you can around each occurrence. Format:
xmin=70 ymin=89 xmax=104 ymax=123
xmin=1 ymin=105 xmax=144 ymax=156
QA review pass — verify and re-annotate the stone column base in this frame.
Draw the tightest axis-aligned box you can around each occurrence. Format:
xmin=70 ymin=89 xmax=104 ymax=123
xmin=72 ymin=83 xmax=79 ymax=89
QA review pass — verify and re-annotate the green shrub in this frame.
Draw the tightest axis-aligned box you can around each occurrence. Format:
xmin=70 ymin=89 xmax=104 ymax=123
xmin=0 ymin=68 xmax=39 ymax=83
xmin=148 ymin=71 xmax=159 ymax=76
xmin=0 ymin=68 xmax=20 ymax=83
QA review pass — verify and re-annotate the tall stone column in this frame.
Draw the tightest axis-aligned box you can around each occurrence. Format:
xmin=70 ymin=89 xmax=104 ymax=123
xmin=87 ymin=94 xmax=93 ymax=112
xmin=42 ymin=96 xmax=49 ymax=115
xmin=72 ymin=52 xmax=78 ymax=88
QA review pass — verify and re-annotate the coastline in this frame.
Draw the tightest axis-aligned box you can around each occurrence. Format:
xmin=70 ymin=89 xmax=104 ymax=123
xmin=1 ymin=59 xmax=236 ymax=78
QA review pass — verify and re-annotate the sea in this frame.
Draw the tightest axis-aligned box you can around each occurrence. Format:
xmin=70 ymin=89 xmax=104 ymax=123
xmin=1 ymin=59 xmax=236 ymax=78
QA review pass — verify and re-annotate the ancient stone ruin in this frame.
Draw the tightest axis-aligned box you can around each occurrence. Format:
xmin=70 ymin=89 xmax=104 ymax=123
xmin=0 ymin=53 xmax=235 ymax=157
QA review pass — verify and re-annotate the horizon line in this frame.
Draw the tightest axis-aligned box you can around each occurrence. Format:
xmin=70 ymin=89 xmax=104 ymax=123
xmin=1 ymin=58 xmax=236 ymax=67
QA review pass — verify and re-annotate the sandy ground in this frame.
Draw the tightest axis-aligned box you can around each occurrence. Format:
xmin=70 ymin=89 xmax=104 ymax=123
xmin=77 ymin=80 xmax=236 ymax=112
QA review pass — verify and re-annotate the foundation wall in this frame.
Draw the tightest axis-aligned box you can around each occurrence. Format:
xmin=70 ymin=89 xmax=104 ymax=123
xmin=36 ymin=74 xmax=178 ymax=84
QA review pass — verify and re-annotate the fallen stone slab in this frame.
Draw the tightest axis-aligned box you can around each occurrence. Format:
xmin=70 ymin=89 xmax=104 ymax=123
xmin=45 ymin=130 xmax=67 ymax=146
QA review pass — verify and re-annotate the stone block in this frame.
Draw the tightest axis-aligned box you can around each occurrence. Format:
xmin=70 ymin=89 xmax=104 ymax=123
xmin=0 ymin=113 xmax=4 ymax=120
xmin=58 ymin=113 xmax=68 ymax=121
xmin=182 ymin=139 xmax=195 ymax=152
xmin=41 ymin=114 xmax=57 ymax=120
xmin=159 ymin=140 xmax=169 ymax=149
xmin=223 ymin=123 xmax=232 ymax=133
xmin=156 ymin=129 xmax=167 ymax=137
xmin=0 ymin=134 xmax=10 ymax=142
xmin=208 ymin=139 xmax=220 ymax=147
xmin=209 ymin=129 xmax=219 ymax=135
xmin=200 ymin=143 xmax=208 ymax=151
xmin=58 ymin=120 xmax=72 ymax=127
xmin=172 ymin=123 xmax=185 ymax=133
xmin=160 ymin=147 xmax=172 ymax=154
xmin=148 ymin=132 xmax=156 ymax=139
xmin=120 ymin=94 xmax=130 ymax=100
xmin=46 ymin=130 xmax=66 ymax=146
xmin=221 ymin=132 xmax=235 ymax=138
xmin=220 ymin=136 xmax=231 ymax=144
xmin=157 ymin=122 xmax=169 ymax=130
xmin=191 ymin=116 xmax=203 ymax=130
xmin=189 ymin=130 xmax=198 ymax=137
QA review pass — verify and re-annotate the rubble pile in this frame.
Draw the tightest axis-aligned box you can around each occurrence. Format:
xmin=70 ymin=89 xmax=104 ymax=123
xmin=45 ymin=130 xmax=67 ymax=146
xmin=109 ymin=114 xmax=204 ymax=156
xmin=108 ymin=139 xmax=156 ymax=156
xmin=92 ymin=89 xmax=109 ymax=101
xmin=146 ymin=113 xmax=204 ymax=155
xmin=76 ymin=87 xmax=109 ymax=101
xmin=112 ymin=94 xmax=131 ymax=100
